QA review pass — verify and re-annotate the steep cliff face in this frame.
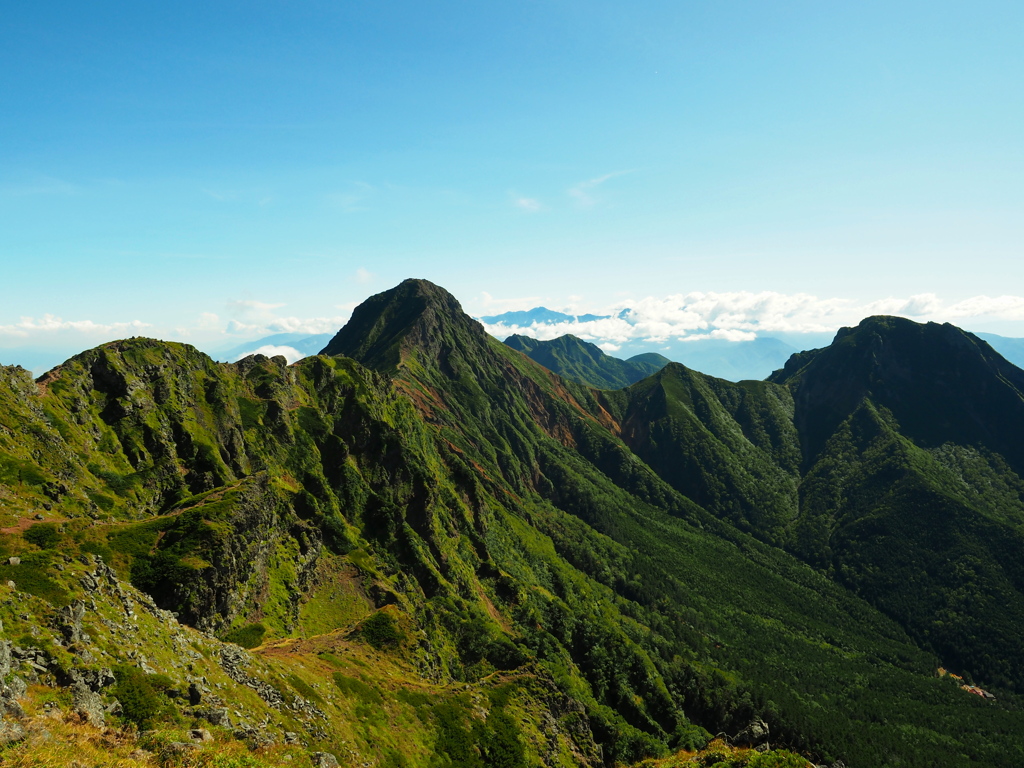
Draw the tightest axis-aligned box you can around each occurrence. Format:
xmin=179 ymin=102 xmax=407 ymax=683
xmin=120 ymin=473 xmax=322 ymax=633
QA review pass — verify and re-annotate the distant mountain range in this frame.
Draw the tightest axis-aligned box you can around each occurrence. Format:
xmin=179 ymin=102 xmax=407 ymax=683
xmin=212 ymin=332 xmax=334 ymax=362
xmin=480 ymin=307 xmax=615 ymax=325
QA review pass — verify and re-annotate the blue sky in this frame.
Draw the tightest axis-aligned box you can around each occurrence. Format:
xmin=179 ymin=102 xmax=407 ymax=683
xmin=3 ymin=1 xmax=1024 ymax=369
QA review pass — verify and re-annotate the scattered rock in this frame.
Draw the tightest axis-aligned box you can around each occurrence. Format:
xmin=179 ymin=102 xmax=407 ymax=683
xmin=190 ymin=727 xmax=214 ymax=743
xmin=310 ymin=752 xmax=340 ymax=768
xmin=7 ymin=558 xmax=19 ymax=566
xmin=62 ymin=666 xmax=115 ymax=693
xmin=72 ymin=682 xmax=105 ymax=726
xmin=234 ymin=725 xmax=276 ymax=748
xmin=219 ymin=647 xmax=287 ymax=710
xmin=0 ymin=680 xmax=26 ymax=720
xmin=56 ymin=600 xmax=87 ymax=644
xmin=732 ymin=717 xmax=770 ymax=748
xmin=0 ymin=718 xmax=25 ymax=745
xmin=193 ymin=706 xmax=231 ymax=727
xmin=6 ymin=676 xmax=28 ymax=700
xmin=165 ymin=742 xmax=201 ymax=754
xmin=0 ymin=640 xmax=11 ymax=678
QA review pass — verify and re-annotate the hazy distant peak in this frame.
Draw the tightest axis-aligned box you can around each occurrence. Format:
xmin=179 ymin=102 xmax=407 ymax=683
xmin=480 ymin=307 xmax=612 ymax=325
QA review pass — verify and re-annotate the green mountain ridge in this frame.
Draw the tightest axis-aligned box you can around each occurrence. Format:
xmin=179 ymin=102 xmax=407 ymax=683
xmin=503 ymin=334 xmax=671 ymax=390
xmin=1 ymin=281 xmax=1024 ymax=767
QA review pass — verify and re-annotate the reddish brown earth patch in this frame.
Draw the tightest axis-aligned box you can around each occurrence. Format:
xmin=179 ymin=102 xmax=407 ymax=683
xmin=0 ymin=516 xmax=64 ymax=535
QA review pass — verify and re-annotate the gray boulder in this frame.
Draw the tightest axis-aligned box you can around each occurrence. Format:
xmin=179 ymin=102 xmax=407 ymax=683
xmin=72 ymin=682 xmax=105 ymax=726
xmin=194 ymin=707 xmax=231 ymax=727
xmin=732 ymin=717 xmax=770 ymax=747
xmin=0 ymin=640 xmax=11 ymax=678
xmin=311 ymin=753 xmax=340 ymax=768
xmin=0 ymin=718 xmax=25 ymax=745
xmin=56 ymin=601 xmax=87 ymax=644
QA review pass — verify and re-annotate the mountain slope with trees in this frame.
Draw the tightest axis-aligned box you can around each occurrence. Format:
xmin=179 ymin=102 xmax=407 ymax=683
xmin=0 ymin=281 xmax=1023 ymax=767
xmin=503 ymin=334 xmax=670 ymax=389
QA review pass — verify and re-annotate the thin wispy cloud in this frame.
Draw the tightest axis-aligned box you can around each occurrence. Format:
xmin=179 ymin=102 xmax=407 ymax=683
xmin=355 ymin=267 xmax=374 ymax=284
xmin=0 ymin=176 xmax=79 ymax=198
xmin=197 ymin=312 xmax=220 ymax=329
xmin=329 ymin=182 xmax=375 ymax=213
xmin=568 ymin=170 xmax=633 ymax=208
xmin=226 ymin=299 xmax=286 ymax=320
xmin=473 ymin=291 xmax=545 ymax=313
xmin=510 ymin=193 xmax=543 ymax=212
xmin=203 ymin=189 xmax=238 ymax=202
xmin=202 ymin=186 xmax=274 ymax=206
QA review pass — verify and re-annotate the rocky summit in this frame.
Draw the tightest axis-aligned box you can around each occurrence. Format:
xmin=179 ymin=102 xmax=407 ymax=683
xmin=1 ymin=279 xmax=1024 ymax=767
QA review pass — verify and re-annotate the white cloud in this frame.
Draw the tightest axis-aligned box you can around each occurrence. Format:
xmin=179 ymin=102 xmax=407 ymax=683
xmin=0 ymin=315 xmax=151 ymax=339
xmin=233 ymin=345 xmax=304 ymax=363
xmin=945 ymin=295 xmax=1024 ymax=320
xmin=480 ymin=290 xmax=1024 ymax=348
xmin=355 ymin=267 xmax=374 ymax=284
xmin=218 ymin=295 xmax=352 ymax=338
xmin=598 ymin=342 xmax=621 ymax=352
xmin=226 ymin=315 xmax=350 ymax=336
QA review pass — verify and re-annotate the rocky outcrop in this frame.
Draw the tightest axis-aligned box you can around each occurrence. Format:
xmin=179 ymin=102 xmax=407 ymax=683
xmin=0 ymin=639 xmax=27 ymax=722
xmin=56 ymin=600 xmax=87 ymax=644
xmin=311 ymin=753 xmax=340 ymax=768
xmin=147 ymin=474 xmax=323 ymax=634
xmin=732 ymin=717 xmax=770 ymax=748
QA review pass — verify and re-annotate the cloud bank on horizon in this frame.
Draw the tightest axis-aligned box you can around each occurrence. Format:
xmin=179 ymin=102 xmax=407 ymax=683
xmin=233 ymin=345 xmax=305 ymax=364
xmin=3 ymin=290 xmax=1024 ymax=358
xmin=478 ymin=291 xmax=1024 ymax=346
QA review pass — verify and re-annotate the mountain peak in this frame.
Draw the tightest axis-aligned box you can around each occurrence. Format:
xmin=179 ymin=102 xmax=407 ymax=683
xmin=772 ymin=314 xmax=1024 ymax=467
xmin=320 ymin=278 xmax=488 ymax=372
